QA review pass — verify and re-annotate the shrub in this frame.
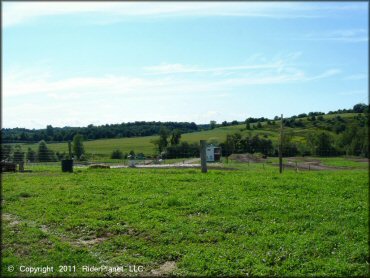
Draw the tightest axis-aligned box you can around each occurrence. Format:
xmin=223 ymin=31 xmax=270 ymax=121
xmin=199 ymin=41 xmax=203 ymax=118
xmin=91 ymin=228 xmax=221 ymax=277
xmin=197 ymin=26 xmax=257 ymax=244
xmin=111 ymin=149 xmax=124 ymax=159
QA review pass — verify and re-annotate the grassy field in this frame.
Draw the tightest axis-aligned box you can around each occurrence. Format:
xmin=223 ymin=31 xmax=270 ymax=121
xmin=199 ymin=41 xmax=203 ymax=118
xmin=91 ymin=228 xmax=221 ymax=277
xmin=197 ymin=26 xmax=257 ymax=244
xmin=16 ymin=125 xmax=249 ymax=157
xmin=2 ymin=162 xmax=368 ymax=276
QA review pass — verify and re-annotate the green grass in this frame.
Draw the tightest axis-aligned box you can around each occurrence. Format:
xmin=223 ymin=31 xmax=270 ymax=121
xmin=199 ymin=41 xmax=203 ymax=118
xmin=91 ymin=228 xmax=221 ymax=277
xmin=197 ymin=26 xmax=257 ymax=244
xmin=2 ymin=164 xmax=368 ymax=276
xmin=317 ymin=157 xmax=368 ymax=168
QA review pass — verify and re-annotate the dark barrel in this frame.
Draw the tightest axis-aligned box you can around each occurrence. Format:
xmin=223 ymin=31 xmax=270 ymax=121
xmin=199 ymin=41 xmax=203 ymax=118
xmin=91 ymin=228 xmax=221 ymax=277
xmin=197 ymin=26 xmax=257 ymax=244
xmin=61 ymin=159 xmax=73 ymax=172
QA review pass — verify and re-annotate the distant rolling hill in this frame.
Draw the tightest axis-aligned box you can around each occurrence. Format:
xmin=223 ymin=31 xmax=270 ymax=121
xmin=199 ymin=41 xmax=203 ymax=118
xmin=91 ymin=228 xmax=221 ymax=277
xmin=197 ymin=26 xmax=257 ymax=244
xmin=14 ymin=112 xmax=365 ymax=157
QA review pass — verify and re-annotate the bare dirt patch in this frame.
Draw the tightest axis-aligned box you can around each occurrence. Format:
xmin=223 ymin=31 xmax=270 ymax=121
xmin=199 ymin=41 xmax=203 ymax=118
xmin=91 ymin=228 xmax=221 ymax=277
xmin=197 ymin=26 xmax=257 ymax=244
xmin=279 ymin=158 xmax=352 ymax=171
xmin=229 ymin=153 xmax=267 ymax=163
xmin=89 ymin=164 xmax=111 ymax=169
xmin=74 ymin=235 xmax=112 ymax=246
xmin=3 ymin=213 xmax=21 ymax=226
xmin=281 ymin=161 xmax=339 ymax=171
xmin=151 ymin=261 xmax=177 ymax=276
xmin=3 ymin=212 xmax=112 ymax=248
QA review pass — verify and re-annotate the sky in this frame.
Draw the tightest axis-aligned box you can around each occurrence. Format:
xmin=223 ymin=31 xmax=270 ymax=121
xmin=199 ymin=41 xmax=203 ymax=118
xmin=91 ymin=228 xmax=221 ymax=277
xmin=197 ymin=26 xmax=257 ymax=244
xmin=3 ymin=2 xmax=369 ymax=129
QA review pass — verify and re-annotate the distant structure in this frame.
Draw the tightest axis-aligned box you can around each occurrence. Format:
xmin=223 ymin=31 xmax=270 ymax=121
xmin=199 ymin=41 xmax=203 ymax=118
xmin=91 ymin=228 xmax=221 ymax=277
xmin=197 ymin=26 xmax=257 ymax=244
xmin=206 ymin=144 xmax=221 ymax=162
xmin=128 ymin=155 xmax=136 ymax=167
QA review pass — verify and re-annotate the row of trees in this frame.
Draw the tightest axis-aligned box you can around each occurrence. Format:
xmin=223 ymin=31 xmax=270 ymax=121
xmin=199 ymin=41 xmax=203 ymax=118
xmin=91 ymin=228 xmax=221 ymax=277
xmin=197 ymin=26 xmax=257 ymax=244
xmin=1 ymin=134 xmax=86 ymax=163
xmin=210 ymin=104 xmax=368 ymax=130
xmin=2 ymin=103 xmax=368 ymax=143
xmin=220 ymin=134 xmax=274 ymax=156
xmin=220 ymin=123 xmax=368 ymax=158
xmin=1 ymin=121 xmax=200 ymax=143
xmin=110 ymin=150 xmax=145 ymax=159
xmin=149 ymin=127 xmax=200 ymax=159
xmin=245 ymin=108 xmax=367 ymax=135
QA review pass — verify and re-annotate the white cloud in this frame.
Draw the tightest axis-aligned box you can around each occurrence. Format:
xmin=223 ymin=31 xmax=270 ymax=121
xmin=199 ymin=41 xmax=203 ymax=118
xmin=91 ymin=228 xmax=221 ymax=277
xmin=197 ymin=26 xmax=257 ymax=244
xmin=306 ymin=69 xmax=342 ymax=81
xmin=302 ymin=29 xmax=368 ymax=43
xmin=3 ymin=55 xmax=344 ymax=128
xmin=3 ymin=2 xmax=367 ymax=27
xmin=4 ymin=54 xmax=342 ymax=99
xmin=143 ymin=62 xmax=285 ymax=75
xmin=143 ymin=53 xmax=303 ymax=76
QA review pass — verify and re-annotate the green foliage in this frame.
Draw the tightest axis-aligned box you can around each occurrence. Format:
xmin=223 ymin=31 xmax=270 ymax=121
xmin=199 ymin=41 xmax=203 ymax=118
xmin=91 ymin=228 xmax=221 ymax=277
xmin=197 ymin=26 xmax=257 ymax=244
xmin=165 ymin=142 xmax=200 ymax=158
xmin=353 ymin=103 xmax=368 ymax=113
xmin=339 ymin=125 xmax=368 ymax=157
xmin=210 ymin=120 xmax=217 ymax=129
xmin=307 ymin=132 xmax=337 ymax=156
xmin=1 ymin=145 xmax=12 ymax=161
xmin=6 ymin=112 xmax=368 ymax=159
xmin=110 ymin=149 xmax=124 ymax=159
xmin=170 ymin=129 xmax=182 ymax=146
xmin=72 ymin=134 xmax=85 ymax=160
xmin=26 ymin=147 xmax=37 ymax=162
xmin=2 ymin=121 xmax=200 ymax=143
xmin=3 ymin=104 xmax=369 ymax=144
xmin=12 ymin=145 xmax=25 ymax=164
xmin=220 ymin=133 xmax=273 ymax=156
xmin=37 ymin=140 xmax=57 ymax=162
xmin=46 ymin=125 xmax=54 ymax=138
xmin=281 ymin=133 xmax=299 ymax=156
xmin=152 ymin=127 xmax=170 ymax=153
xmin=55 ymin=151 xmax=66 ymax=161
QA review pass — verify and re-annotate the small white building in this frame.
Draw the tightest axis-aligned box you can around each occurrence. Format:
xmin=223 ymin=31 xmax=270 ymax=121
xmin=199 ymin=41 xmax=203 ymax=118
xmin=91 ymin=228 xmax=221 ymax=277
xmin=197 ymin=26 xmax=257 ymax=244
xmin=206 ymin=144 xmax=221 ymax=162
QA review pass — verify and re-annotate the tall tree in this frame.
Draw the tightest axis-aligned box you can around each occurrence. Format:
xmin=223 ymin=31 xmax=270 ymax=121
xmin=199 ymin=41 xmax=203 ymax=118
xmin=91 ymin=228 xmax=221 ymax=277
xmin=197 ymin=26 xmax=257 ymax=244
xmin=307 ymin=132 xmax=336 ymax=156
xmin=38 ymin=140 xmax=52 ymax=162
xmin=26 ymin=147 xmax=37 ymax=162
xmin=13 ymin=145 xmax=25 ymax=164
xmin=72 ymin=134 xmax=85 ymax=159
xmin=170 ymin=129 xmax=181 ymax=146
xmin=111 ymin=149 xmax=123 ymax=159
xmin=159 ymin=127 xmax=169 ymax=151
xmin=353 ymin=103 xmax=367 ymax=113
xmin=46 ymin=125 xmax=54 ymax=138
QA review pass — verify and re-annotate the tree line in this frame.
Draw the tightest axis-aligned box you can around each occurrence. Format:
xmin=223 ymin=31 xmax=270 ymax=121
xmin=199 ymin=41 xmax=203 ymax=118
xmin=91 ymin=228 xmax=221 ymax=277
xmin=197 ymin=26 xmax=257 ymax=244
xmin=3 ymin=104 xmax=367 ymax=144
xmin=220 ymin=123 xmax=368 ymax=158
xmin=1 ymin=134 xmax=86 ymax=163
xmin=150 ymin=127 xmax=200 ymax=159
xmin=1 ymin=121 xmax=202 ymax=143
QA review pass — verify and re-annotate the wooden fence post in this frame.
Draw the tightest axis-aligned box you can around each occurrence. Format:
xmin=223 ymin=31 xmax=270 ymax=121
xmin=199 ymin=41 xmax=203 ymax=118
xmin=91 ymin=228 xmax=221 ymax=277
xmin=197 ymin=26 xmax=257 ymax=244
xmin=200 ymin=140 xmax=207 ymax=173
xmin=279 ymin=114 xmax=283 ymax=174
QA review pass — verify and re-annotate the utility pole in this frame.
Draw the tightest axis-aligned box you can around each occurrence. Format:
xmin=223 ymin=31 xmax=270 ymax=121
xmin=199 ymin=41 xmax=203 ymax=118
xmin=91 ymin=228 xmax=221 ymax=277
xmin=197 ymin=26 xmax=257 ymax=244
xmin=279 ymin=114 xmax=283 ymax=174
xmin=200 ymin=140 xmax=208 ymax=173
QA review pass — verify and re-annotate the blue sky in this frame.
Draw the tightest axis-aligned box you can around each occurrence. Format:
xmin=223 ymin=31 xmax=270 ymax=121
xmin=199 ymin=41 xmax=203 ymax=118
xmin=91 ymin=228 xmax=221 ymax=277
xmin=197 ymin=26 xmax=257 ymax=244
xmin=3 ymin=2 xmax=368 ymax=129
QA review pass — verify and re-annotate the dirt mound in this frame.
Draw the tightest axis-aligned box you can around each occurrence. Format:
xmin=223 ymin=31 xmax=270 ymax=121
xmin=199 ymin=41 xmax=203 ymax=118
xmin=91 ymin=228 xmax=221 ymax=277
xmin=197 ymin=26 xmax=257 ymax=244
xmin=229 ymin=153 xmax=266 ymax=163
xmin=285 ymin=157 xmax=321 ymax=165
xmin=89 ymin=164 xmax=110 ymax=169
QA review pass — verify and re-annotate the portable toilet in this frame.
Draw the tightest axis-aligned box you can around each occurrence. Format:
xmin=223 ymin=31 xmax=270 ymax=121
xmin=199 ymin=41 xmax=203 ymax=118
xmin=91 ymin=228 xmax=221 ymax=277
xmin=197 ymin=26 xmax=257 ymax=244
xmin=128 ymin=155 xmax=136 ymax=167
xmin=206 ymin=144 xmax=221 ymax=162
